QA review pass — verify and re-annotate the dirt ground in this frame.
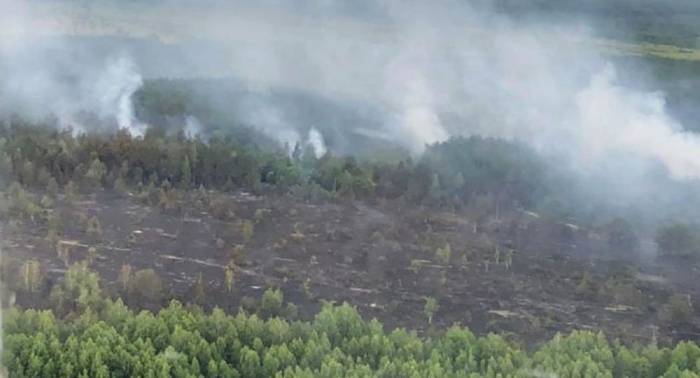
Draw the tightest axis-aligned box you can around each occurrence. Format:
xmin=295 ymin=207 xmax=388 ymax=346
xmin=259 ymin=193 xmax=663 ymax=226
xmin=3 ymin=188 xmax=699 ymax=348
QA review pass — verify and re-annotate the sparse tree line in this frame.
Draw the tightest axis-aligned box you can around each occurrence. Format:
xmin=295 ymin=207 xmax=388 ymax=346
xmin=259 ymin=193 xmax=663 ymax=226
xmin=1 ymin=120 xmax=698 ymax=258
xmin=0 ymin=120 xmax=545 ymax=208
xmin=0 ymin=117 xmax=608 ymax=233
xmin=5 ymin=264 xmax=700 ymax=378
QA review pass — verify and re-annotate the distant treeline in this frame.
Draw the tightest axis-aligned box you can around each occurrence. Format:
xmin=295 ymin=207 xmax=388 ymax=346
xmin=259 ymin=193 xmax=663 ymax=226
xmin=0 ymin=120 xmax=549 ymax=213
xmin=495 ymin=0 xmax=700 ymax=47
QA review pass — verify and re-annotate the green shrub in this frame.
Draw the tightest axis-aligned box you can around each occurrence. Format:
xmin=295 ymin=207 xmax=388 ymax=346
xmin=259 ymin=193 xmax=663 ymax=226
xmin=424 ymin=296 xmax=439 ymax=324
xmin=129 ymin=268 xmax=164 ymax=304
xmin=261 ymin=288 xmax=284 ymax=318
xmin=666 ymin=294 xmax=693 ymax=325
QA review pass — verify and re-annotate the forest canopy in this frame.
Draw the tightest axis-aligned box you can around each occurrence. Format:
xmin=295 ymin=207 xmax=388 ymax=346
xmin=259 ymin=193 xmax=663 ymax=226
xmin=5 ymin=265 xmax=700 ymax=378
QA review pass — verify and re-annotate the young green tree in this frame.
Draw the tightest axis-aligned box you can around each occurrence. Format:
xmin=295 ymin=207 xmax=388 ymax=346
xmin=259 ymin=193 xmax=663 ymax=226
xmin=191 ymin=272 xmax=206 ymax=305
xmin=50 ymin=261 xmax=102 ymax=314
xmin=242 ymin=220 xmax=254 ymax=243
xmin=261 ymin=288 xmax=284 ymax=318
xmin=424 ymin=297 xmax=439 ymax=325
xmin=666 ymin=294 xmax=693 ymax=325
xmin=64 ymin=180 xmax=77 ymax=204
xmin=224 ymin=265 xmax=235 ymax=293
xmin=86 ymin=215 xmax=103 ymax=240
xmin=118 ymin=263 xmax=132 ymax=292
xmin=129 ymin=269 xmax=164 ymax=305
xmin=84 ymin=157 xmax=107 ymax=188
xmin=86 ymin=247 xmax=98 ymax=266
xmin=7 ymin=181 xmax=40 ymax=219
xmin=435 ymin=242 xmax=452 ymax=265
xmin=20 ymin=259 xmax=42 ymax=292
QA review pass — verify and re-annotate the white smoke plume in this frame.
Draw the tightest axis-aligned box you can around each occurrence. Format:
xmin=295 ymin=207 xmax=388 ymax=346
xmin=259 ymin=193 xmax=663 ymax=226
xmin=307 ymin=127 xmax=327 ymax=158
xmin=244 ymin=100 xmax=303 ymax=154
xmin=574 ymin=66 xmax=700 ymax=180
xmin=152 ymin=0 xmax=700 ymax=183
xmin=96 ymin=56 xmax=146 ymax=136
xmin=184 ymin=115 xmax=203 ymax=139
xmin=0 ymin=0 xmax=146 ymax=136
xmin=2 ymin=0 xmax=700 ymax=199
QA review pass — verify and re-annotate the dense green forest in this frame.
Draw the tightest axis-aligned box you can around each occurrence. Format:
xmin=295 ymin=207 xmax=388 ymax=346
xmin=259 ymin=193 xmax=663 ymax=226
xmin=5 ymin=263 xmax=700 ymax=378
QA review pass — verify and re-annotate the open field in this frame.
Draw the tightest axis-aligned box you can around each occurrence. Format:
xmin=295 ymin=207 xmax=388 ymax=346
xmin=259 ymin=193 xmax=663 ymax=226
xmin=9 ymin=1 xmax=700 ymax=63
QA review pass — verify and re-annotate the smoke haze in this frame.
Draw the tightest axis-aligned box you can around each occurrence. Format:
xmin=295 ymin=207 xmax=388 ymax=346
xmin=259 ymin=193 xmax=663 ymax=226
xmin=2 ymin=0 xmax=700 ymax=219
xmin=0 ymin=0 xmax=146 ymax=135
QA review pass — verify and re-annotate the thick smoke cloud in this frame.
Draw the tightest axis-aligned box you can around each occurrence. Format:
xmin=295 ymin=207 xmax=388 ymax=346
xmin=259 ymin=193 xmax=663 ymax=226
xmin=2 ymin=0 xmax=700 ymax=218
xmin=575 ymin=66 xmax=700 ymax=180
xmin=143 ymin=0 xmax=700 ymax=181
xmin=0 ymin=0 xmax=146 ymax=135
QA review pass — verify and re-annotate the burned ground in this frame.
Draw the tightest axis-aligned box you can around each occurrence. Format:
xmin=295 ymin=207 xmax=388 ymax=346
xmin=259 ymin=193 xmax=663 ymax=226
xmin=2 ymin=186 xmax=698 ymax=349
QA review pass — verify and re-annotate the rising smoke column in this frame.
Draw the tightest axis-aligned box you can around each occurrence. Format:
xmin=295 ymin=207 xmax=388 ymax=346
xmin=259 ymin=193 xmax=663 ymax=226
xmin=3 ymin=0 xmax=700 ymax=187
xmin=0 ymin=47 xmax=147 ymax=136
xmin=307 ymin=127 xmax=327 ymax=158
xmin=574 ymin=65 xmax=700 ymax=180
xmin=0 ymin=0 xmax=147 ymax=136
xmin=184 ymin=115 xmax=203 ymax=139
xmin=94 ymin=55 xmax=147 ymax=137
